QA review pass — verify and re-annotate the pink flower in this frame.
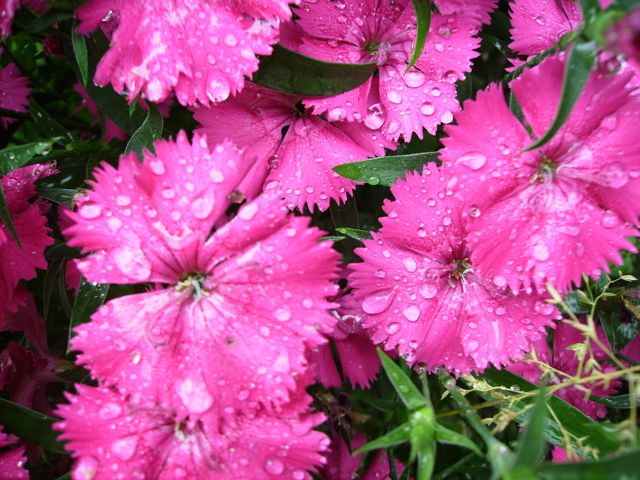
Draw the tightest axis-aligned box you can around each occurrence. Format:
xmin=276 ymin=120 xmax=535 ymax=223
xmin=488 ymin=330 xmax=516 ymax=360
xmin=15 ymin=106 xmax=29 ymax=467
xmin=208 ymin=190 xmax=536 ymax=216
xmin=322 ymin=433 xmax=402 ymax=480
xmin=64 ymin=132 xmax=339 ymax=415
xmin=0 ymin=285 xmax=49 ymax=356
xmin=55 ymin=383 xmax=328 ymax=480
xmin=194 ymin=83 xmax=394 ymax=211
xmin=0 ymin=0 xmax=19 ymax=37
xmin=75 ymin=0 xmax=298 ymax=106
xmin=0 ymin=426 xmax=28 ymax=480
xmin=0 ymin=342 xmax=56 ymax=415
xmin=510 ymin=0 xmax=612 ymax=56
xmin=440 ymin=55 xmax=640 ymax=294
xmin=285 ymin=0 xmax=496 ymax=141
xmin=348 ymin=166 xmax=558 ymax=374
xmin=606 ymin=6 xmax=640 ymax=64
xmin=311 ymin=290 xmax=380 ymax=389
xmin=0 ymin=63 xmax=30 ymax=129
xmin=1 ymin=165 xmax=54 ymax=320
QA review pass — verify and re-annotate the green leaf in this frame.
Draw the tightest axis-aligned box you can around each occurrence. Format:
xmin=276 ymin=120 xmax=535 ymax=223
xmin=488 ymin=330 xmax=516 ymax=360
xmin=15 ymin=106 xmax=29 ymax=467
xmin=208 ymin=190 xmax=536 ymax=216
xmin=125 ymin=104 xmax=163 ymax=158
xmin=513 ymin=389 xmax=549 ymax=467
xmin=532 ymin=448 xmax=640 ymax=479
xmin=0 ymin=398 xmax=66 ymax=453
xmin=407 ymin=0 xmax=432 ymax=71
xmin=334 ymin=152 xmax=438 ymax=186
xmin=30 ymin=99 xmax=71 ymax=140
xmin=417 ymin=447 xmax=436 ymax=480
xmin=68 ymin=277 xmax=110 ymax=352
xmin=252 ymin=45 xmax=376 ymax=96
xmin=72 ymin=28 xmax=89 ymax=86
xmin=354 ymin=422 xmax=411 ymax=454
xmin=474 ymin=369 xmax=620 ymax=458
xmin=434 ymin=425 xmax=482 ymax=456
xmin=0 ymin=184 xmax=20 ymax=247
xmin=600 ymin=304 xmax=640 ymax=351
xmin=378 ymin=349 xmax=426 ymax=411
xmin=0 ymin=141 xmax=53 ymax=176
xmin=522 ymin=41 xmax=598 ymax=151
xmin=590 ymin=394 xmax=640 ymax=409
xmin=37 ymin=188 xmax=78 ymax=207
xmin=578 ymin=0 xmax=601 ymax=19
xmin=409 ymin=407 xmax=436 ymax=462
xmin=335 ymin=227 xmax=372 ymax=240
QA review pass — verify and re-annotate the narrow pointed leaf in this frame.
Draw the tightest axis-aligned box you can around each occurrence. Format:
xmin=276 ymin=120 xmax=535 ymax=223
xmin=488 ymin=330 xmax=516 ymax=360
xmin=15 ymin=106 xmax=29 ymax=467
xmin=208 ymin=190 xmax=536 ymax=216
xmin=523 ymin=41 xmax=597 ymax=151
xmin=334 ymin=152 xmax=438 ymax=186
xmin=578 ymin=0 xmax=601 ymax=18
xmin=30 ymin=99 xmax=71 ymax=140
xmin=125 ymin=104 xmax=163 ymax=158
xmin=335 ymin=227 xmax=372 ymax=240
xmin=252 ymin=45 xmax=376 ymax=96
xmin=0 ymin=184 xmax=20 ymax=247
xmin=590 ymin=394 xmax=640 ymax=409
xmin=72 ymin=28 xmax=89 ymax=86
xmin=37 ymin=188 xmax=78 ymax=207
xmin=68 ymin=277 xmax=110 ymax=352
xmin=409 ymin=407 xmax=436 ymax=462
xmin=0 ymin=398 xmax=66 ymax=453
xmin=513 ymin=388 xmax=549 ymax=466
xmin=378 ymin=349 xmax=426 ymax=411
xmin=354 ymin=422 xmax=412 ymax=454
xmin=407 ymin=0 xmax=431 ymax=70
xmin=435 ymin=425 xmax=482 ymax=456
xmin=0 ymin=141 xmax=53 ymax=176
xmin=417 ymin=447 xmax=436 ymax=480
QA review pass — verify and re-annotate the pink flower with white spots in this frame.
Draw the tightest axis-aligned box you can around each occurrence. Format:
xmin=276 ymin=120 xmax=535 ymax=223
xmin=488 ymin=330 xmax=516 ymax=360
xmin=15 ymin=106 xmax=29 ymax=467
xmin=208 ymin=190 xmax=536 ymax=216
xmin=55 ymin=383 xmax=329 ymax=480
xmin=1 ymin=164 xmax=54 ymax=320
xmin=195 ymin=83 xmax=394 ymax=211
xmin=0 ymin=63 xmax=30 ymax=129
xmin=441 ymin=55 xmax=640 ymax=294
xmin=285 ymin=0 xmax=496 ymax=141
xmin=0 ymin=426 xmax=28 ymax=480
xmin=75 ymin=0 xmax=298 ymax=106
xmin=311 ymin=290 xmax=380 ymax=389
xmin=349 ymin=166 xmax=558 ymax=374
xmin=64 ymin=132 xmax=339 ymax=416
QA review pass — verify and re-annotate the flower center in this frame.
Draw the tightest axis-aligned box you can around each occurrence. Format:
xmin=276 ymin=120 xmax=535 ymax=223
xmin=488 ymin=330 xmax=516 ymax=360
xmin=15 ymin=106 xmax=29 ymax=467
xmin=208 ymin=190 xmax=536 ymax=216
xmin=364 ymin=41 xmax=380 ymax=55
xmin=531 ymin=155 xmax=557 ymax=183
xmin=450 ymin=258 xmax=472 ymax=282
xmin=176 ymin=272 xmax=208 ymax=298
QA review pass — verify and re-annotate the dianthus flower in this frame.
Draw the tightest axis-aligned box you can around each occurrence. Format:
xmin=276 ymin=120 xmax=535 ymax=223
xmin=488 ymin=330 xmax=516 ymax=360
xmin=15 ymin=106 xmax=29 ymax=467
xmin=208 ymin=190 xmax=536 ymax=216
xmin=64 ymin=132 xmax=339 ymax=415
xmin=322 ymin=433 xmax=399 ymax=479
xmin=441 ymin=55 xmax=640 ymax=294
xmin=55 ymin=382 xmax=328 ymax=480
xmin=75 ymin=0 xmax=298 ymax=106
xmin=607 ymin=6 xmax=640 ymax=64
xmin=510 ymin=0 xmax=615 ymax=56
xmin=0 ymin=0 xmax=48 ymax=37
xmin=1 ymin=164 xmax=54 ymax=319
xmin=194 ymin=83 xmax=394 ymax=211
xmin=311 ymin=290 xmax=380 ymax=389
xmin=0 ymin=426 xmax=28 ymax=480
xmin=285 ymin=0 xmax=496 ymax=141
xmin=0 ymin=63 xmax=30 ymax=129
xmin=348 ymin=166 xmax=558 ymax=374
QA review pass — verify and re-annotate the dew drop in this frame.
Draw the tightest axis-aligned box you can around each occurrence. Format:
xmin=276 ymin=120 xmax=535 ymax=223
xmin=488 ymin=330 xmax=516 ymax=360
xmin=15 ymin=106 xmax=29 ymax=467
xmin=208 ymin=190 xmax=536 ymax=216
xmin=362 ymin=289 xmax=396 ymax=314
xmin=114 ymin=247 xmax=152 ymax=281
xmin=456 ymin=151 xmax=487 ymax=170
xmin=327 ymin=107 xmax=347 ymax=122
xmin=386 ymin=322 xmax=401 ymax=334
xmin=387 ymin=90 xmax=402 ymax=104
xmin=419 ymin=283 xmax=438 ymax=299
xmin=275 ymin=307 xmax=292 ymax=321
xmin=403 ymin=305 xmax=421 ymax=322
xmin=111 ymin=436 xmax=138 ymax=461
xmin=420 ymin=101 xmax=435 ymax=116
xmin=404 ymin=70 xmax=426 ymax=88
xmin=98 ymin=403 xmax=122 ymax=420
xmin=403 ymin=257 xmax=417 ymax=272
xmin=441 ymin=110 xmax=454 ymax=124
xmin=238 ymin=202 xmax=258 ymax=220
xmin=78 ymin=202 xmax=102 ymax=219
xmin=602 ymin=211 xmax=620 ymax=228
xmin=467 ymin=340 xmax=479 ymax=352
xmin=492 ymin=275 xmax=507 ymax=288
xmin=178 ymin=378 xmax=213 ymax=414
xmin=532 ymin=242 xmax=550 ymax=261
xmin=191 ymin=192 xmax=215 ymax=219
xmin=264 ymin=457 xmax=285 ymax=475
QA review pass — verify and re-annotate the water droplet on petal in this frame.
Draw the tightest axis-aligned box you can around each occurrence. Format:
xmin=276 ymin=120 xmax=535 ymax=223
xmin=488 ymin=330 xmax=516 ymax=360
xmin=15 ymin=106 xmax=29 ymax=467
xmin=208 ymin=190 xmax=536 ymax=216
xmin=364 ymin=103 xmax=385 ymax=130
xmin=403 ymin=257 xmax=417 ymax=272
xmin=387 ymin=90 xmax=402 ymax=104
xmin=264 ymin=457 xmax=285 ymax=475
xmin=602 ymin=211 xmax=620 ymax=228
xmin=493 ymin=275 xmax=507 ymax=288
xmin=238 ymin=202 xmax=258 ymax=220
xmin=177 ymin=377 xmax=213 ymax=414
xmin=224 ymin=34 xmax=238 ymax=47
xmin=78 ymin=202 xmax=102 ymax=219
xmin=111 ymin=436 xmax=138 ymax=461
xmin=114 ymin=247 xmax=152 ymax=281
xmin=420 ymin=283 xmax=438 ymax=299
xmin=362 ymin=289 xmax=396 ymax=314
xmin=191 ymin=192 xmax=215 ymax=219
xmin=386 ymin=322 xmax=401 ymax=334
xmin=327 ymin=107 xmax=347 ymax=122
xmin=420 ymin=101 xmax=435 ymax=116
xmin=403 ymin=305 xmax=421 ymax=322
xmin=467 ymin=340 xmax=479 ymax=352
xmin=441 ymin=110 xmax=453 ymax=124
xmin=98 ymin=402 xmax=122 ymax=420
xmin=456 ymin=151 xmax=487 ymax=170
xmin=275 ymin=307 xmax=292 ymax=321
xmin=404 ymin=71 xmax=425 ymax=87
xmin=532 ymin=242 xmax=550 ymax=261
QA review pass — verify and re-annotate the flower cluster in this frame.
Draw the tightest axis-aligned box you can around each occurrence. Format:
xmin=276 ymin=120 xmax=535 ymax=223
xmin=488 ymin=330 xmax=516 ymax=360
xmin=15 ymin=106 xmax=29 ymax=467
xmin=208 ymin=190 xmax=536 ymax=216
xmin=55 ymin=132 xmax=340 ymax=478
xmin=1 ymin=0 xmax=640 ymax=476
